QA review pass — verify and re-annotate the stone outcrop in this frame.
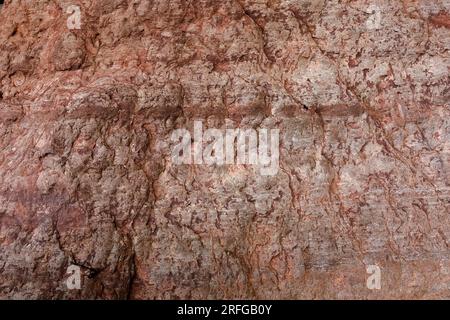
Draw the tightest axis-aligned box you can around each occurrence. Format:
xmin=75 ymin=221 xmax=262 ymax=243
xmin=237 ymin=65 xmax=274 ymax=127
xmin=0 ymin=0 xmax=449 ymax=299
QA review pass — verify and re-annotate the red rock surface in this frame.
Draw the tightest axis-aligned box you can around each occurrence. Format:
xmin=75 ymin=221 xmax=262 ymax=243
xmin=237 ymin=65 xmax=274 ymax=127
xmin=0 ymin=0 xmax=449 ymax=299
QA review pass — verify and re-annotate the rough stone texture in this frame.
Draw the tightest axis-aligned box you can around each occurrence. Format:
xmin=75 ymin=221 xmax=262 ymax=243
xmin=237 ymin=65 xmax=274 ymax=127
xmin=0 ymin=0 xmax=449 ymax=299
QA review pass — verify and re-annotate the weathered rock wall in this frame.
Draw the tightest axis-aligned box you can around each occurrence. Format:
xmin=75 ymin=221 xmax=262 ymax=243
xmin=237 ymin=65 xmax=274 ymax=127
xmin=0 ymin=0 xmax=449 ymax=299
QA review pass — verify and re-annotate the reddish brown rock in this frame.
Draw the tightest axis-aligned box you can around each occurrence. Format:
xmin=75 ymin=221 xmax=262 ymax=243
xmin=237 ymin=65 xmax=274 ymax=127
xmin=0 ymin=0 xmax=449 ymax=299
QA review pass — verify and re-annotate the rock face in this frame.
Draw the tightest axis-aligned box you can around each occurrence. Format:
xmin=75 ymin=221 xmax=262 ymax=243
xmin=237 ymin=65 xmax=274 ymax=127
xmin=0 ymin=0 xmax=449 ymax=299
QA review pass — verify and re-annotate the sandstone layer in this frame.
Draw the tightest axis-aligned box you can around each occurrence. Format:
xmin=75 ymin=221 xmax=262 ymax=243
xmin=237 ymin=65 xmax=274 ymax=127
xmin=0 ymin=0 xmax=449 ymax=299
